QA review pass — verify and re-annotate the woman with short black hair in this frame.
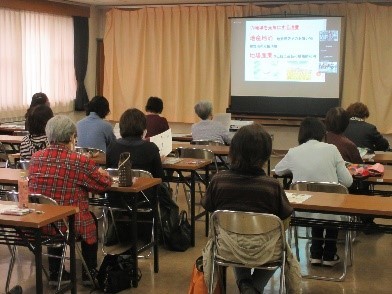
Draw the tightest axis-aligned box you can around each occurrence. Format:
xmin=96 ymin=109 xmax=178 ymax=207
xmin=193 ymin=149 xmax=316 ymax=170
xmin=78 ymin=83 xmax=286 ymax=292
xmin=275 ymin=117 xmax=352 ymax=267
xmin=76 ymin=96 xmax=116 ymax=152
xmin=325 ymin=107 xmax=362 ymax=163
xmin=145 ymin=96 xmax=169 ymax=138
xmin=106 ymin=108 xmax=164 ymax=178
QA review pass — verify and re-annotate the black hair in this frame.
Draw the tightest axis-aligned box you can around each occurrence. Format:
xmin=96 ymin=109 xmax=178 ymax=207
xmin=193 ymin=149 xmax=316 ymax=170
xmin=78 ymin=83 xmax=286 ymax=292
xmin=229 ymin=124 xmax=272 ymax=174
xmin=119 ymin=108 xmax=147 ymax=138
xmin=145 ymin=96 xmax=164 ymax=114
xmin=30 ymin=92 xmax=49 ymax=108
xmin=298 ymin=117 xmax=326 ymax=144
xmin=27 ymin=105 xmax=54 ymax=135
xmin=325 ymin=107 xmax=349 ymax=134
xmin=85 ymin=96 xmax=110 ymax=118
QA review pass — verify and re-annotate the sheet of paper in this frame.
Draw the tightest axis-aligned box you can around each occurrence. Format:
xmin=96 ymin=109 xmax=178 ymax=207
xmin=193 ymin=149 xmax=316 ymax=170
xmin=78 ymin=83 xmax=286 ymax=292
xmin=0 ymin=203 xmax=18 ymax=213
xmin=149 ymin=128 xmax=172 ymax=157
xmin=113 ymin=123 xmax=121 ymax=139
xmin=285 ymin=192 xmax=312 ymax=204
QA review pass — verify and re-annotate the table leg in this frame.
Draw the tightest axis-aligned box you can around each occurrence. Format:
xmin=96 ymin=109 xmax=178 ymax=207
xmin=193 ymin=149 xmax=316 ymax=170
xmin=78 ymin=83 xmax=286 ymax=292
xmin=268 ymin=158 xmax=271 ymax=176
xmin=69 ymin=215 xmax=76 ymax=294
xmin=205 ymin=165 xmax=210 ymax=237
xmin=34 ymin=229 xmax=43 ymax=294
xmin=153 ymin=186 xmax=159 ymax=273
xmin=190 ymin=171 xmax=196 ymax=247
xmin=121 ymin=193 xmax=138 ymax=288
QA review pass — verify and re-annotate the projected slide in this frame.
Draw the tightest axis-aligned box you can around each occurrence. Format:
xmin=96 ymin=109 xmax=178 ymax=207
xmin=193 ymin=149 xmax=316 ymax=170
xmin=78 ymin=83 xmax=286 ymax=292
xmin=244 ymin=19 xmax=339 ymax=82
xmin=230 ymin=16 xmax=343 ymax=117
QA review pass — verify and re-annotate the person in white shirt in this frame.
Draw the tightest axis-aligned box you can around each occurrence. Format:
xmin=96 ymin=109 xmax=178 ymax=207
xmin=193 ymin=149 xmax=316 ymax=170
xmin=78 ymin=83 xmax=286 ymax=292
xmin=275 ymin=117 xmax=353 ymax=267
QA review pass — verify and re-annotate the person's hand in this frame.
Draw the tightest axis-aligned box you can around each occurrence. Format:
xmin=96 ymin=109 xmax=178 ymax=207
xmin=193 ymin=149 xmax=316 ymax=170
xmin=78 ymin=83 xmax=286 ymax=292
xmin=160 ymin=155 xmax=166 ymax=162
xmin=98 ymin=167 xmax=109 ymax=177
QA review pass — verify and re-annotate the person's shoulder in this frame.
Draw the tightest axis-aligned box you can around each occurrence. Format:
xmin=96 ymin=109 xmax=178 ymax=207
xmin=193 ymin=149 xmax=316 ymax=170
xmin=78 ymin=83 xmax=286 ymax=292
xmin=209 ymin=170 xmax=234 ymax=180
xmin=101 ymin=120 xmax=114 ymax=130
xmin=322 ymin=141 xmax=340 ymax=152
xmin=341 ymin=135 xmax=357 ymax=147
xmin=21 ymin=134 xmax=30 ymax=142
xmin=76 ymin=116 xmax=88 ymax=125
xmin=142 ymin=139 xmax=160 ymax=149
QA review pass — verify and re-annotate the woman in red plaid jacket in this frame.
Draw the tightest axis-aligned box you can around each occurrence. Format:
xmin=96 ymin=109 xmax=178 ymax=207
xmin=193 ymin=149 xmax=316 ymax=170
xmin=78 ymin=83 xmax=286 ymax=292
xmin=29 ymin=115 xmax=112 ymax=287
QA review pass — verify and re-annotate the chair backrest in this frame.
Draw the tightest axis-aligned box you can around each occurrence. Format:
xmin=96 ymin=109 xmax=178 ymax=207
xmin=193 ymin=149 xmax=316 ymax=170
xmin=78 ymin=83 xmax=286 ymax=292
xmin=13 ymin=131 xmax=29 ymax=136
xmin=105 ymin=168 xmax=152 ymax=180
xmin=290 ymin=181 xmax=349 ymax=194
xmin=191 ymin=140 xmax=225 ymax=146
xmin=0 ymin=142 xmax=10 ymax=168
xmin=29 ymin=194 xmax=58 ymax=206
xmin=17 ymin=159 xmax=30 ymax=170
xmin=175 ymin=147 xmax=215 ymax=161
xmin=212 ymin=210 xmax=285 ymax=235
xmin=75 ymin=146 xmax=105 ymax=156
xmin=132 ymin=169 xmax=153 ymax=178
xmin=211 ymin=210 xmax=286 ymax=263
xmin=4 ymin=190 xmax=19 ymax=202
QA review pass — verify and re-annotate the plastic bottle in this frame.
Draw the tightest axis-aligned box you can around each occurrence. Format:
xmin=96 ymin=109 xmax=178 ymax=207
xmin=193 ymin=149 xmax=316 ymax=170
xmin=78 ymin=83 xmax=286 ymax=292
xmin=18 ymin=170 xmax=29 ymax=208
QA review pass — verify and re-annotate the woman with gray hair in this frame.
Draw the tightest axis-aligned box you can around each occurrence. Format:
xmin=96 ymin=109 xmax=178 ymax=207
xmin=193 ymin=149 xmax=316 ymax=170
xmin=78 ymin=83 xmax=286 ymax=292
xmin=28 ymin=115 xmax=112 ymax=287
xmin=191 ymin=100 xmax=231 ymax=145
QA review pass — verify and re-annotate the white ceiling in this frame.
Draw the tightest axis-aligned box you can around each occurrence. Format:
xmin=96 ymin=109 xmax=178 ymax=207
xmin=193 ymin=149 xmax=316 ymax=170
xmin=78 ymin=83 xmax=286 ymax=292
xmin=53 ymin=0 xmax=392 ymax=7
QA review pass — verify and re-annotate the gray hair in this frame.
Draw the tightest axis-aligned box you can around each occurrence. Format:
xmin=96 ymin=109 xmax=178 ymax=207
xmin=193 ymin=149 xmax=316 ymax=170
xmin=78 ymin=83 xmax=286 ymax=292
xmin=194 ymin=100 xmax=213 ymax=120
xmin=45 ymin=115 xmax=76 ymax=144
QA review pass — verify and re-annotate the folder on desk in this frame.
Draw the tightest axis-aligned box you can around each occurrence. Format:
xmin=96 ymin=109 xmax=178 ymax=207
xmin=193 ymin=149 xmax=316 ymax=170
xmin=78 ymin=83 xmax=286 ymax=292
xmin=149 ymin=129 xmax=172 ymax=157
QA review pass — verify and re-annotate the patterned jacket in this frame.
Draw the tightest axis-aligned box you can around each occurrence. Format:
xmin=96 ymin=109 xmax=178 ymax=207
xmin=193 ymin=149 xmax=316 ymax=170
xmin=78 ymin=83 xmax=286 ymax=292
xmin=28 ymin=144 xmax=112 ymax=244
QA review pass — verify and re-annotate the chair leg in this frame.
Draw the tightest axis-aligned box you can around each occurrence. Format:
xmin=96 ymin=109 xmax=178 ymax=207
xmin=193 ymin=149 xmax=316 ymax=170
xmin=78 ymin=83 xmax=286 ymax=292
xmin=138 ymin=216 xmax=154 ymax=259
xmin=301 ymin=229 xmax=350 ymax=282
xmin=294 ymin=226 xmax=300 ymax=261
xmin=101 ymin=207 xmax=109 ymax=254
xmin=209 ymin=259 xmax=216 ymax=294
xmin=5 ymin=244 xmax=16 ymax=294
xmin=56 ymin=243 xmax=68 ymax=291
xmin=183 ymin=183 xmax=191 ymax=212
xmin=279 ymin=251 xmax=286 ymax=294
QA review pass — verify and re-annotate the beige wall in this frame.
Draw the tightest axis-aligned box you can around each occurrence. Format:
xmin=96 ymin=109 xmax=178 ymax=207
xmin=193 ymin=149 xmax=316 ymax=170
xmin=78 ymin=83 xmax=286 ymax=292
xmin=83 ymin=7 xmax=391 ymax=149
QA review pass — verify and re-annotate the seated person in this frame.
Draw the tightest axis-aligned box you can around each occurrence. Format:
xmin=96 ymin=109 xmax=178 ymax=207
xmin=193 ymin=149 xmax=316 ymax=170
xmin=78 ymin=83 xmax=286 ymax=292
xmin=24 ymin=92 xmax=51 ymax=130
xmin=20 ymin=105 xmax=53 ymax=159
xmin=325 ymin=107 xmax=363 ymax=164
xmin=202 ymin=124 xmax=298 ymax=293
xmin=145 ymin=96 xmax=170 ymax=138
xmin=275 ymin=117 xmax=352 ymax=267
xmin=28 ymin=115 xmax=112 ymax=286
xmin=191 ymin=100 xmax=231 ymax=145
xmin=343 ymin=102 xmax=390 ymax=152
xmin=106 ymin=108 xmax=164 ymax=244
xmin=106 ymin=108 xmax=164 ymax=178
xmin=76 ymin=96 xmax=116 ymax=152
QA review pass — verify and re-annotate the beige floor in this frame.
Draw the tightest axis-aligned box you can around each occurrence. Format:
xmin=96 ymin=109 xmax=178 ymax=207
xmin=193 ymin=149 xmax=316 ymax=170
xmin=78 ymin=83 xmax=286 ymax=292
xmin=1 ymin=179 xmax=392 ymax=293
